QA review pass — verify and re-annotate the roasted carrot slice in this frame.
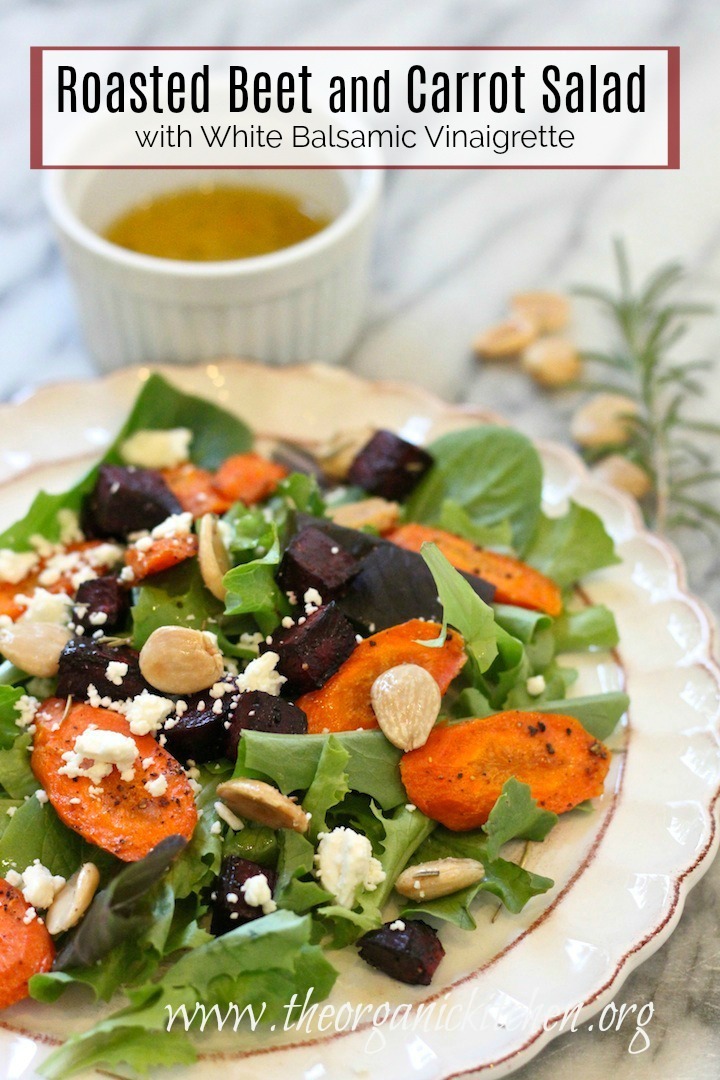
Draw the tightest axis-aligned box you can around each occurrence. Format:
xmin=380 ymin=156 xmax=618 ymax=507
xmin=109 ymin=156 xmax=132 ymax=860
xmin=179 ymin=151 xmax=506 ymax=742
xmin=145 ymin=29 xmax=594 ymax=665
xmin=298 ymin=619 xmax=467 ymax=734
xmin=162 ymin=464 xmax=233 ymax=518
xmin=0 ymin=879 xmax=55 ymax=1008
xmin=212 ymin=452 xmax=287 ymax=506
xmin=31 ymin=699 xmax=198 ymax=862
xmin=387 ymin=524 xmax=563 ymax=617
xmin=125 ymin=534 xmax=199 ymax=581
xmin=400 ymin=711 xmax=610 ymax=830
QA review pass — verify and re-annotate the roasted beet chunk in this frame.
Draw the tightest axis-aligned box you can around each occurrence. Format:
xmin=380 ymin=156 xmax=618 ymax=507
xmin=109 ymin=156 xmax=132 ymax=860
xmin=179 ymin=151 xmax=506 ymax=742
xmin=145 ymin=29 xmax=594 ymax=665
xmin=348 ymin=430 xmax=434 ymax=501
xmin=56 ymin=639 xmax=149 ymax=702
xmin=161 ymin=691 xmax=228 ymax=765
xmin=278 ymin=526 xmax=360 ymax=603
xmin=82 ymin=464 xmax=181 ymax=540
xmin=225 ymin=690 xmax=307 ymax=760
xmin=358 ymin=919 xmax=445 ymax=986
xmin=72 ymin=576 xmax=130 ymax=634
xmin=210 ymin=857 xmax=277 ymax=935
xmin=263 ymin=602 xmax=357 ymax=695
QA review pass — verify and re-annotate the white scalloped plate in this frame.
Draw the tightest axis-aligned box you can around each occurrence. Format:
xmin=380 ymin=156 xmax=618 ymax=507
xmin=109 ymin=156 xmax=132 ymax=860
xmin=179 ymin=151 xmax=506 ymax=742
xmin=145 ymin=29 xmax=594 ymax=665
xmin=1 ymin=361 xmax=719 ymax=1080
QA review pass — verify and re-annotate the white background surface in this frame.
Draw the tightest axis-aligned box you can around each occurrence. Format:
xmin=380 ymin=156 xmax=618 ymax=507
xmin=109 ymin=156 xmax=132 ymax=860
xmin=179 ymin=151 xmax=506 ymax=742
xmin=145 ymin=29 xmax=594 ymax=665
xmin=1 ymin=2 xmax=720 ymax=1078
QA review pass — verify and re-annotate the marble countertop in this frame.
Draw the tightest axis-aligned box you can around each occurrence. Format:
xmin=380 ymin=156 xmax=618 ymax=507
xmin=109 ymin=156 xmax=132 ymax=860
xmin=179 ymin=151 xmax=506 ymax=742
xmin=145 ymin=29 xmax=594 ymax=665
xmin=1 ymin=2 xmax=719 ymax=1078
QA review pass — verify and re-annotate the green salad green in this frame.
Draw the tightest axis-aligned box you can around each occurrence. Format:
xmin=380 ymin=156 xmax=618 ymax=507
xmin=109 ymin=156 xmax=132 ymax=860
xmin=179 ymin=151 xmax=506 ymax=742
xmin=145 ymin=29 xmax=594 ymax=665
xmin=0 ymin=375 xmax=628 ymax=1078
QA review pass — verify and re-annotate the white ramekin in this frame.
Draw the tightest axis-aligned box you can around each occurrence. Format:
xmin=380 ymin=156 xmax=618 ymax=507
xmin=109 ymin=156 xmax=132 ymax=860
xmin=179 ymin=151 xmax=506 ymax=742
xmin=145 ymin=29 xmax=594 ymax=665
xmin=43 ymin=155 xmax=382 ymax=371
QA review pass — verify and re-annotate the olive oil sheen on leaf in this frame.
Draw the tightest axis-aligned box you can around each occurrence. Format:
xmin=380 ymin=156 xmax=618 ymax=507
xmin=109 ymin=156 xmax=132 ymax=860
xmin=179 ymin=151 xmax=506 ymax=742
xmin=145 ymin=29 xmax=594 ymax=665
xmin=104 ymin=184 xmax=331 ymax=262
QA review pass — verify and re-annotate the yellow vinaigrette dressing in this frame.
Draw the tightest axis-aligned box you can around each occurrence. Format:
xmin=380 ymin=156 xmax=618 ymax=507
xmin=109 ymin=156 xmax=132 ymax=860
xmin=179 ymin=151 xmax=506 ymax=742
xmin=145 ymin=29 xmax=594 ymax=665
xmin=104 ymin=184 xmax=331 ymax=262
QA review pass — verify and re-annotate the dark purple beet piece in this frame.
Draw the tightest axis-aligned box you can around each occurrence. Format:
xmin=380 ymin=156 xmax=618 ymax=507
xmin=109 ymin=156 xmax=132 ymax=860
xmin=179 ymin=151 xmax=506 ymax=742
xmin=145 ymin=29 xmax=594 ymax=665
xmin=278 ymin=526 xmax=360 ymax=603
xmin=56 ymin=639 xmax=149 ymax=701
xmin=161 ymin=691 xmax=228 ymax=764
xmin=210 ymin=857 xmax=277 ymax=935
xmin=358 ymin=919 xmax=445 ymax=986
xmin=72 ymin=576 xmax=130 ymax=634
xmin=82 ymin=464 xmax=181 ymax=540
xmin=263 ymin=602 xmax=357 ymax=695
xmin=225 ymin=691 xmax=307 ymax=760
xmin=348 ymin=430 xmax=434 ymax=501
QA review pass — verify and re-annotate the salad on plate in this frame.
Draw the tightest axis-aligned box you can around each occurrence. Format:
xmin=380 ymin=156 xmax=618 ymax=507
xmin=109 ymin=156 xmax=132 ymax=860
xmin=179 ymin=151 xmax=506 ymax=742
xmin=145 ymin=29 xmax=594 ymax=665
xmin=0 ymin=374 xmax=629 ymax=1078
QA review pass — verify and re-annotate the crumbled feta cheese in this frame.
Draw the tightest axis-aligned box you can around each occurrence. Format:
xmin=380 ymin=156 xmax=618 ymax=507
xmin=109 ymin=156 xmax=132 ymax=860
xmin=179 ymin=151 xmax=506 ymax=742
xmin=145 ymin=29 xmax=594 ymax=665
xmin=126 ymin=691 xmax=174 ymax=736
xmin=526 ymin=675 xmax=547 ymax=697
xmin=389 ymin=920 xmax=405 ymax=932
xmin=120 ymin=428 xmax=192 ymax=470
xmin=144 ymin=775 xmax=168 ymax=798
xmin=281 ymin=616 xmax=295 ymax=629
xmin=5 ymin=869 xmax=22 ymax=887
xmin=35 ymin=789 xmax=49 ymax=805
xmin=16 ymin=588 xmax=73 ymax=625
xmin=88 ymin=611 xmax=108 ymax=626
xmin=59 ymin=729 xmax=139 ymax=784
xmin=6 ymin=806 xmax=16 ymax=817
xmin=314 ymin=827 xmax=385 ymax=909
xmin=210 ymin=821 xmax=222 ymax=835
xmin=12 ymin=861 xmax=65 ymax=910
xmin=235 ymin=652 xmax=286 ymax=696
xmin=405 ymin=803 xmax=417 ymax=813
xmin=119 ymin=566 xmax=135 ymax=584
xmin=23 ymin=906 xmax=37 ymax=924
xmin=0 ymin=549 xmax=39 ymax=584
xmin=15 ymin=695 xmax=40 ymax=730
xmin=214 ymin=800 xmax=245 ymax=831
xmin=303 ymin=587 xmax=323 ymax=615
xmin=209 ymin=681 xmax=230 ymax=699
xmin=150 ymin=512 xmax=193 ymax=541
xmin=56 ymin=508 xmax=84 ymax=545
xmin=240 ymin=873 xmax=277 ymax=915
xmin=105 ymin=661 xmax=129 ymax=687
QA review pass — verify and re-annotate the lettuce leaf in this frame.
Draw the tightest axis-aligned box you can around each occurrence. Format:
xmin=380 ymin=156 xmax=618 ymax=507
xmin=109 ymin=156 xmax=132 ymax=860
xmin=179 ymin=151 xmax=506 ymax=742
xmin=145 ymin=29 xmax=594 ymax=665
xmin=438 ymin=500 xmax=513 ymax=549
xmin=35 ymin=911 xmax=337 ymax=1080
xmin=0 ymin=373 xmax=252 ymax=552
xmin=0 ymin=794 xmax=115 ymax=880
xmin=234 ymin=729 xmax=406 ymax=810
xmin=0 ymin=731 xmax=39 ymax=798
xmin=302 ymin=736 xmax=350 ymax=841
xmin=533 ymin=692 xmax=629 ymax=741
xmin=405 ymin=426 xmax=543 ymax=554
xmin=524 ymin=502 xmax=620 ymax=588
xmin=553 ymin=605 xmax=620 ymax=653
xmin=131 ymin=559 xmax=224 ymax=649
xmin=0 ymin=686 xmax=24 ymax=750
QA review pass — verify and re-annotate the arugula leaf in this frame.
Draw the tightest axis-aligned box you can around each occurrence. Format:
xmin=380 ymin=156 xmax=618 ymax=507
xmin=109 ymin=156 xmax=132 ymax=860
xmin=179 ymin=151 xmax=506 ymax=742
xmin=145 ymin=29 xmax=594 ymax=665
xmin=234 ymin=729 xmax=406 ymax=810
xmin=524 ymin=502 xmax=619 ymax=588
xmin=438 ymin=500 xmax=513 ymax=549
xmin=482 ymin=777 xmax=558 ymax=861
xmin=403 ymin=780 xmax=557 ymax=926
xmin=131 ymin=559 xmax=224 ymax=649
xmin=553 ymin=605 xmax=620 ymax=653
xmin=420 ymin=542 xmax=498 ymax=671
xmin=0 ymin=373 xmax=252 ymax=552
xmin=406 ymin=426 xmax=543 ymax=554
xmin=36 ymin=912 xmax=337 ymax=1080
xmin=0 ymin=731 xmax=39 ymax=798
xmin=0 ymin=686 xmax=24 ymax=750
xmin=302 ymin=736 xmax=350 ymax=841
xmin=534 ymin=692 xmax=629 ymax=740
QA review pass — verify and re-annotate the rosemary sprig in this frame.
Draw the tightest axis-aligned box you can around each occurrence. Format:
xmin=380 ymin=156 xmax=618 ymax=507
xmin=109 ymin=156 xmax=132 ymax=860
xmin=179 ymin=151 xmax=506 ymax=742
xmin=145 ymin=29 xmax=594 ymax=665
xmin=575 ymin=240 xmax=719 ymax=536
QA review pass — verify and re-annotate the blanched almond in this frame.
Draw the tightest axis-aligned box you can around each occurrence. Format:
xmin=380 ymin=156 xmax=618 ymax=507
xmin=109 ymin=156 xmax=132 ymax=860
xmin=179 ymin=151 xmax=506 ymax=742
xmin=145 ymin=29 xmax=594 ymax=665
xmin=316 ymin=427 xmax=375 ymax=481
xmin=139 ymin=625 xmax=224 ymax=694
xmin=45 ymin=862 xmax=100 ymax=935
xmin=511 ymin=291 xmax=571 ymax=333
xmin=370 ymin=663 xmax=441 ymax=751
xmin=571 ymin=393 xmax=639 ymax=449
xmin=473 ymin=316 xmax=538 ymax=360
xmin=0 ymin=622 xmax=72 ymax=677
xmin=521 ymin=337 xmax=581 ymax=388
xmin=328 ymin=497 xmax=400 ymax=533
xmin=216 ymin=777 xmax=309 ymax=833
xmin=198 ymin=514 xmax=231 ymax=601
xmin=395 ymin=858 xmax=485 ymax=900
xmin=592 ymin=454 xmax=652 ymax=500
